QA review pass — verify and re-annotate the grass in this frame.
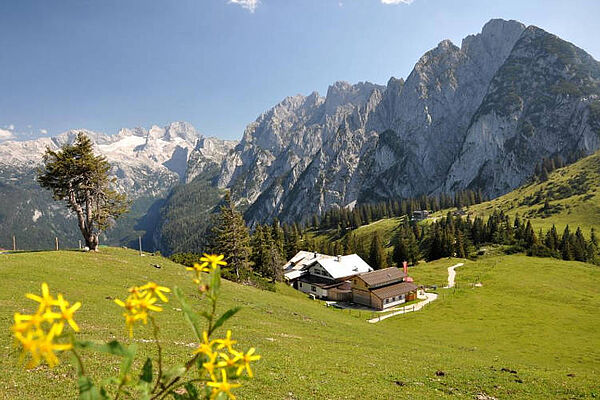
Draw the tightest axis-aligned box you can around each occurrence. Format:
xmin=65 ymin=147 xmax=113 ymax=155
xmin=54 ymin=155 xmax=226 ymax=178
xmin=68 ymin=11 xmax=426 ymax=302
xmin=307 ymin=216 xmax=405 ymax=253
xmin=1 ymin=248 xmax=599 ymax=399
xmin=456 ymin=150 xmax=600 ymax=235
xmin=311 ymin=151 xmax=600 ymax=251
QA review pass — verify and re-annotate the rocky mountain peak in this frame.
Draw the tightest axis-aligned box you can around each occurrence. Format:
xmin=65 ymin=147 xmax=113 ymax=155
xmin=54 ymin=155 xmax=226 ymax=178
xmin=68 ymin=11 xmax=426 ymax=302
xmin=324 ymin=81 xmax=384 ymax=117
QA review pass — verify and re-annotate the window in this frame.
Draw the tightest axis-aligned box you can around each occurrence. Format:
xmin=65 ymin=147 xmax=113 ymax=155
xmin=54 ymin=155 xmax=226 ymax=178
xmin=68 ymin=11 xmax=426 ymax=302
xmin=311 ymin=286 xmax=316 ymax=292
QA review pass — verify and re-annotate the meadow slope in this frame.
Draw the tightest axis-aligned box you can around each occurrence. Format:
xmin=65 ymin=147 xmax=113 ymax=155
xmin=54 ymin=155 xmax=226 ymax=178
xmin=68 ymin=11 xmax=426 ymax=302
xmin=0 ymin=249 xmax=599 ymax=399
xmin=455 ymin=150 xmax=600 ymax=235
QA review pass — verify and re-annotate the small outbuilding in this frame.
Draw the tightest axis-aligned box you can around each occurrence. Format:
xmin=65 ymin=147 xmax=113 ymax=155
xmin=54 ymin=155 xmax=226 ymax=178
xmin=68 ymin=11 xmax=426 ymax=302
xmin=351 ymin=267 xmax=418 ymax=310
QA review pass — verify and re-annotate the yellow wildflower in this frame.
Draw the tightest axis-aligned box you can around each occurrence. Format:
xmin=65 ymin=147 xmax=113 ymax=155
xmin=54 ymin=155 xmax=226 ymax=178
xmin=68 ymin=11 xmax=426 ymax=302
xmin=14 ymin=329 xmax=41 ymax=368
xmin=186 ymin=262 xmax=211 ymax=274
xmin=53 ymin=294 xmax=82 ymax=332
xmin=207 ymin=369 xmax=241 ymax=400
xmin=137 ymin=292 xmax=163 ymax=313
xmin=193 ymin=331 xmax=215 ymax=357
xmin=216 ymin=352 xmax=240 ymax=369
xmin=37 ymin=323 xmax=72 ymax=368
xmin=16 ymin=323 xmax=71 ymax=369
xmin=200 ymin=254 xmax=227 ymax=270
xmin=232 ymin=348 xmax=261 ymax=378
xmin=123 ymin=312 xmax=147 ymax=337
xmin=214 ymin=330 xmax=237 ymax=352
xmin=25 ymin=283 xmax=56 ymax=313
xmin=138 ymin=282 xmax=171 ymax=303
xmin=202 ymin=351 xmax=219 ymax=380
xmin=115 ymin=282 xmax=168 ymax=337
xmin=13 ymin=312 xmax=46 ymax=332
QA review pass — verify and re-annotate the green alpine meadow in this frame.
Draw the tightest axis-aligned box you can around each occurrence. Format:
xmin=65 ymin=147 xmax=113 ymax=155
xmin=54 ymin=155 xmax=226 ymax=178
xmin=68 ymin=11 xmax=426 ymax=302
xmin=2 ymin=2 xmax=600 ymax=399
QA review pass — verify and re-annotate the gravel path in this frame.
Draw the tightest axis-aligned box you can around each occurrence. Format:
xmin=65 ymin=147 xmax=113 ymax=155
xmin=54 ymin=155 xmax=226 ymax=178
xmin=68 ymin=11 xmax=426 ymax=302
xmin=367 ymin=292 xmax=438 ymax=323
xmin=444 ymin=262 xmax=464 ymax=288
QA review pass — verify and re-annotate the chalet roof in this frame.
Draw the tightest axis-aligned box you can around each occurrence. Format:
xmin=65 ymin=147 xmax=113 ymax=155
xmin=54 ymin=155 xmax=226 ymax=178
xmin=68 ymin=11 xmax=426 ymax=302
xmin=357 ymin=267 xmax=407 ymax=287
xmin=283 ymin=251 xmax=335 ymax=280
xmin=371 ymin=282 xmax=418 ymax=300
xmin=314 ymin=254 xmax=373 ymax=280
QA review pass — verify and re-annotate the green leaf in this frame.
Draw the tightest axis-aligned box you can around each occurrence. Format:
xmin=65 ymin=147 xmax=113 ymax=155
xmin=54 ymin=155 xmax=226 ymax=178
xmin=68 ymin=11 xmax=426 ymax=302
xmin=173 ymin=286 xmax=203 ymax=340
xmin=160 ymin=364 xmax=187 ymax=385
xmin=75 ymin=340 xmax=132 ymax=357
xmin=119 ymin=343 xmax=138 ymax=381
xmin=210 ymin=306 xmax=241 ymax=335
xmin=139 ymin=357 xmax=153 ymax=383
xmin=78 ymin=376 xmax=109 ymax=400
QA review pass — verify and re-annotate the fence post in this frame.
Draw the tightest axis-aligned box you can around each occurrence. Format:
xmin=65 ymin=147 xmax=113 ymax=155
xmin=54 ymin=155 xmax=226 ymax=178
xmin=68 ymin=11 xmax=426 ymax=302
xmin=139 ymin=236 xmax=143 ymax=256
xmin=79 ymin=240 xmax=82 ymax=250
xmin=12 ymin=235 xmax=16 ymax=251
xmin=55 ymin=237 xmax=59 ymax=251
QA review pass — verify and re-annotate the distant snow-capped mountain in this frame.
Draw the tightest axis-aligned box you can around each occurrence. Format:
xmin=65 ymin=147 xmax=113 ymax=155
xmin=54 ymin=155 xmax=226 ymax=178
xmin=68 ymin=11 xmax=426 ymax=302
xmin=0 ymin=122 xmax=237 ymax=250
xmin=0 ymin=121 xmax=237 ymax=198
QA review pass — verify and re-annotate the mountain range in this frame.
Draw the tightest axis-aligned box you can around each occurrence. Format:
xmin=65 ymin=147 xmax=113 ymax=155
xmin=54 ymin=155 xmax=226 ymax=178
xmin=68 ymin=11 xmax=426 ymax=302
xmin=1 ymin=18 xmax=599 ymax=253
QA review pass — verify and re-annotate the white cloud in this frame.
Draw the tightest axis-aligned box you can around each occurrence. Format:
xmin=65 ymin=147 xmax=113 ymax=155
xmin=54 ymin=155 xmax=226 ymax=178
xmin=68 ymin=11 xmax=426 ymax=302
xmin=0 ymin=128 xmax=14 ymax=141
xmin=381 ymin=0 xmax=415 ymax=4
xmin=228 ymin=0 xmax=260 ymax=13
xmin=40 ymin=129 xmax=48 ymax=135
xmin=7 ymin=124 xmax=15 ymax=130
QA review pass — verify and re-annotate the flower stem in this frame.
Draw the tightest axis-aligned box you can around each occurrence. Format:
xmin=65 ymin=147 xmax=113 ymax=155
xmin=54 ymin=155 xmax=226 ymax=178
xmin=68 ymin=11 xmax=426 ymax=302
xmin=149 ymin=316 xmax=164 ymax=394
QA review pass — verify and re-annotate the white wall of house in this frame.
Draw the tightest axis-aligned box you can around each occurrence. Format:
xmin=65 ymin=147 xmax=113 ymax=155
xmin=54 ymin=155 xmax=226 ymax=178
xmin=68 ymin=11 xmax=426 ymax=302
xmin=297 ymin=281 xmax=328 ymax=298
xmin=381 ymin=294 xmax=406 ymax=309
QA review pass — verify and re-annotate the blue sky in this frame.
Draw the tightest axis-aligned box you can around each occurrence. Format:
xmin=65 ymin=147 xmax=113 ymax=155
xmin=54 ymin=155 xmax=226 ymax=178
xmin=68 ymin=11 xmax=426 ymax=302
xmin=1 ymin=0 xmax=599 ymax=141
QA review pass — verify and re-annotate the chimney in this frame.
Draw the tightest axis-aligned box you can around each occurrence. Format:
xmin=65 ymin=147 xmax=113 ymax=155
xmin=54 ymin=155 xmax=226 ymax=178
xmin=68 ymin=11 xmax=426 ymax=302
xmin=403 ymin=261 xmax=408 ymax=276
xmin=336 ymin=255 xmax=341 ymax=262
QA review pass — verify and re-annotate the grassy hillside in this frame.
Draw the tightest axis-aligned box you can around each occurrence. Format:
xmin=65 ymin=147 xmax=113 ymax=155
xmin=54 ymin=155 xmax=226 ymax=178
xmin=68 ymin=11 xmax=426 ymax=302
xmin=457 ymin=150 xmax=600 ymax=235
xmin=306 ymin=216 xmax=404 ymax=248
xmin=1 ymin=248 xmax=599 ymax=399
xmin=308 ymin=150 xmax=600 ymax=250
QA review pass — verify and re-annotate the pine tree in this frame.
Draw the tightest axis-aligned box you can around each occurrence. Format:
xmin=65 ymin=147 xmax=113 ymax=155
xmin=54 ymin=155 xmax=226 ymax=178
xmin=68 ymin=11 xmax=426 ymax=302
xmin=211 ymin=192 xmax=252 ymax=281
xmin=545 ymin=225 xmax=560 ymax=251
xmin=524 ymin=221 xmax=537 ymax=247
xmin=560 ymin=225 xmax=573 ymax=261
xmin=271 ymin=218 xmax=285 ymax=258
xmin=404 ymin=228 xmax=420 ymax=265
xmin=368 ymin=232 xmax=386 ymax=269
xmin=284 ymin=226 xmax=301 ymax=259
xmin=392 ymin=227 xmax=409 ymax=267
xmin=454 ymin=230 xmax=466 ymax=258
xmin=587 ymin=228 xmax=599 ymax=262
xmin=573 ymin=227 xmax=587 ymax=261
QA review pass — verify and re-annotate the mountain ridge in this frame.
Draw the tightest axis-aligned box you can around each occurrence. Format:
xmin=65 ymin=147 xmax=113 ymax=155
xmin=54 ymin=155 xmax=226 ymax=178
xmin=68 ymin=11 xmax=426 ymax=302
xmin=1 ymin=18 xmax=600 ymax=253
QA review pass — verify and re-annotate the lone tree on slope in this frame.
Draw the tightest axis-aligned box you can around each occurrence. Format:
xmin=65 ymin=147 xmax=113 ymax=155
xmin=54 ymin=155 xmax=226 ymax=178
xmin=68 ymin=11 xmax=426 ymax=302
xmin=37 ymin=132 xmax=130 ymax=251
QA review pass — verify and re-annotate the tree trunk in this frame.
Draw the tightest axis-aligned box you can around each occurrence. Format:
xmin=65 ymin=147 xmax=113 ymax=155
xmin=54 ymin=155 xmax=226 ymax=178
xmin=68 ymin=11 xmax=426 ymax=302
xmin=86 ymin=234 xmax=99 ymax=252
